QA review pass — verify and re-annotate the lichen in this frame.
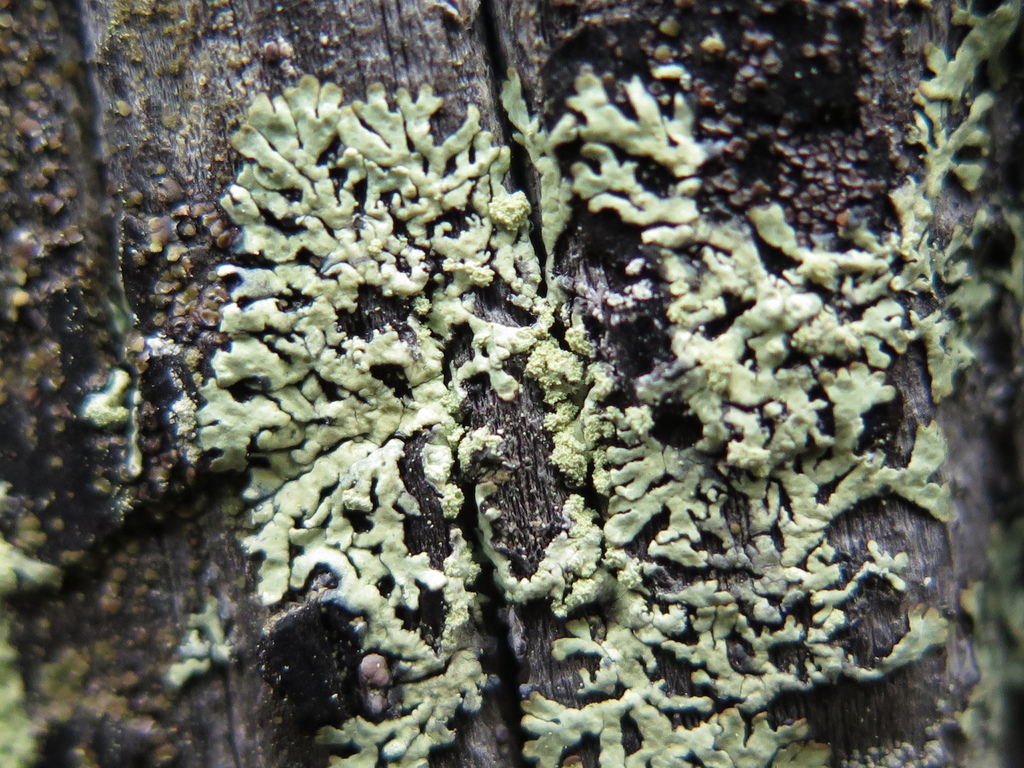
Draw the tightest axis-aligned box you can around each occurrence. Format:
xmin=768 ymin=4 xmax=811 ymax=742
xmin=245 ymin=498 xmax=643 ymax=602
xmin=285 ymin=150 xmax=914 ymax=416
xmin=840 ymin=738 xmax=947 ymax=768
xmin=911 ymin=6 xmax=1024 ymax=760
xmin=957 ymin=517 xmax=1024 ymax=767
xmin=164 ymin=595 xmax=232 ymax=689
xmin=79 ymin=368 xmax=132 ymax=430
xmin=0 ymin=483 xmax=60 ymax=768
xmin=493 ymin=11 xmax=1000 ymax=766
xmin=908 ymin=0 xmax=1022 ymax=398
xmin=198 ymin=75 xmax=547 ymax=766
xmin=199 ymin=0 xmax=1010 ymax=758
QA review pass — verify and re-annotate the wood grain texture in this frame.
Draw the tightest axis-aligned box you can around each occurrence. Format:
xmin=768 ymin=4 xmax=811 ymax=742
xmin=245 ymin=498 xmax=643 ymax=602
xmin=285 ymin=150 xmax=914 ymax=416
xmin=0 ymin=0 xmax=1021 ymax=767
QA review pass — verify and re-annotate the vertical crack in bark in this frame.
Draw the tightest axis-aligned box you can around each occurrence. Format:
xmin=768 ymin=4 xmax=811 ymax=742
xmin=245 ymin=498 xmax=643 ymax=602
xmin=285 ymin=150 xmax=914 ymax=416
xmin=222 ymin=666 xmax=247 ymax=768
xmin=451 ymin=480 xmax=529 ymax=768
xmin=478 ymin=0 xmax=553 ymax=299
xmin=454 ymin=4 xmax=562 ymax=763
xmin=51 ymin=0 xmax=126 ymax=338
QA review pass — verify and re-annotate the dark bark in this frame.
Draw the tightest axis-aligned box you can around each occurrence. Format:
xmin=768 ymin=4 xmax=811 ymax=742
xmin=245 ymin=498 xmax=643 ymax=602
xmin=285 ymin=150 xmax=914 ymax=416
xmin=0 ymin=1 xmax=1022 ymax=768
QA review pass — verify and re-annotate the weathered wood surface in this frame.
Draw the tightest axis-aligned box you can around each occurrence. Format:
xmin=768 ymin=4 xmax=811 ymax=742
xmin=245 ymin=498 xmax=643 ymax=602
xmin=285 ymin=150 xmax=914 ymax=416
xmin=0 ymin=1 xmax=1022 ymax=767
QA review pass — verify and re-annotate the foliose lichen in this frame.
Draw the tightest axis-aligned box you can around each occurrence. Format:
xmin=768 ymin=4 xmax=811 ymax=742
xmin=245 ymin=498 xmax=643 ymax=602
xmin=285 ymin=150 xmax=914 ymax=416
xmin=500 ymin=63 xmax=951 ymax=768
xmin=197 ymin=75 xmax=549 ymax=766
xmin=164 ymin=594 xmax=233 ymax=689
xmin=957 ymin=516 xmax=1024 ymax=767
xmin=491 ymin=3 xmax=1014 ymax=765
xmin=0 ymin=483 xmax=60 ymax=768
xmin=79 ymin=368 xmax=132 ymax=430
xmin=198 ymin=0 xmax=1015 ymax=761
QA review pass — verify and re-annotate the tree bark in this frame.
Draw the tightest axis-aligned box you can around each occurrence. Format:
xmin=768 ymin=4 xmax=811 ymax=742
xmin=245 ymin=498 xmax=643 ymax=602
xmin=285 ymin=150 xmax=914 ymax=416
xmin=0 ymin=1 xmax=1022 ymax=768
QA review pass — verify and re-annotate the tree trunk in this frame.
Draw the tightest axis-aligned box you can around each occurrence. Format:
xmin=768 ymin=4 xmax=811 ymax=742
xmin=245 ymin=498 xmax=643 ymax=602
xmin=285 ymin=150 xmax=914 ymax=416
xmin=1 ymin=1 xmax=1022 ymax=767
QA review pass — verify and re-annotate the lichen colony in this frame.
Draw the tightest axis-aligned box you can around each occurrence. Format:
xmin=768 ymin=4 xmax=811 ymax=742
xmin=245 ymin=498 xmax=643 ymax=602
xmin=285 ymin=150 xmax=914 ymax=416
xmin=195 ymin=2 xmax=1020 ymax=766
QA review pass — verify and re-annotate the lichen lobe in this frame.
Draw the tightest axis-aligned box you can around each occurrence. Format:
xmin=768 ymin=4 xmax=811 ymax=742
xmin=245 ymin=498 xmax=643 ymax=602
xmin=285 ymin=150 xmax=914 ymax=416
xmin=197 ymin=0 xmax=1013 ymax=755
xmin=496 ymin=3 xmax=1005 ymax=765
xmin=198 ymin=75 xmax=548 ymax=766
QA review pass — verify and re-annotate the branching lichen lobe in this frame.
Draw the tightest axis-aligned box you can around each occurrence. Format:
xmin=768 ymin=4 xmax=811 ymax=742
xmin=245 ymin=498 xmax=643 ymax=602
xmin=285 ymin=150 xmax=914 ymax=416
xmin=198 ymin=0 xmax=1018 ymax=763
xmin=199 ymin=75 xmax=549 ymax=766
xmin=498 ymin=0 xmax=1016 ymax=765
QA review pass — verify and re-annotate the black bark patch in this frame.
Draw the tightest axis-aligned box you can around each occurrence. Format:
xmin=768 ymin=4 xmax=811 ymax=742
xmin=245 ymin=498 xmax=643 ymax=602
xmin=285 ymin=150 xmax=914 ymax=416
xmin=256 ymin=600 xmax=361 ymax=729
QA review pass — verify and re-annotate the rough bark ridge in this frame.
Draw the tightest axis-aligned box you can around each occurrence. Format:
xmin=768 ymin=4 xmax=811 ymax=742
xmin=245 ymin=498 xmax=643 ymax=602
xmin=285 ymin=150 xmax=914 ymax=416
xmin=0 ymin=1 xmax=1022 ymax=768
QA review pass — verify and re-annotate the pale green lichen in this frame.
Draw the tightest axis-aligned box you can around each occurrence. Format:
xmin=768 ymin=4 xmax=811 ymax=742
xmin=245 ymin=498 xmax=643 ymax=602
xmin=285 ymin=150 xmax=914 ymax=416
xmin=164 ymin=595 xmax=232 ymax=689
xmin=494 ymin=18 xmax=995 ymax=767
xmin=908 ymin=0 xmax=1022 ymax=400
xmin=199 ymin=75 xmax=548 ymax=767
xmin=79 ymin=368 xmax=132 ymax=430
xmin=912 ymin=12 xmax=1024 ymax=763
xmin=501 ymin=74 xmax=575 ymax=260
xmin=199 ymin=4 xmax=1006 ymax=760
xmin=0 ymin=483 xmax=61 ymax=768
xmin=524 ymin=339 xmax=588 ymax=484
xmin=79 ymin=368 xmax=143 ymax=481
xmin=484 ymin=494 xmax=605 ymax=618
xmin=958 ymin=519 xmax=1024 ymax=768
